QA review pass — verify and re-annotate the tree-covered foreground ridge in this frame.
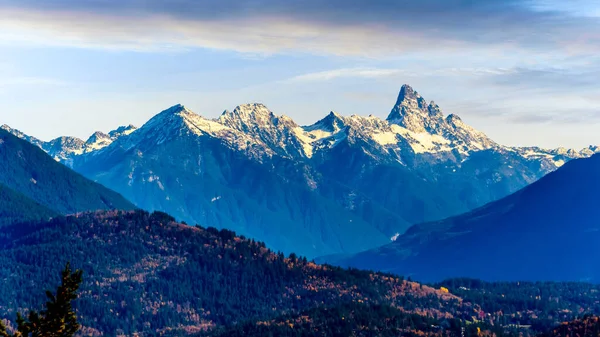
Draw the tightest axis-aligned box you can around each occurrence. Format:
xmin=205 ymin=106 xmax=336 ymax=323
xmin=3 ymin=211 xmax=600 ymax=336
xmin=0 ymin=263 xmax=82 ymax=337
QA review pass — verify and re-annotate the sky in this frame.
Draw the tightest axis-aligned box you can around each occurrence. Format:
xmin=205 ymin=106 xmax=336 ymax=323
xmin=0 ymin=0 xmax=599 ymax=148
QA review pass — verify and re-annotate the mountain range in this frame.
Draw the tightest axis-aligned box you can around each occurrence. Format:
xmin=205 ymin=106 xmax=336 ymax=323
xmin=3 ymin=84 xmax=598 ymax=258
xmin=3 ymin=89 xmax=600 ymax=336
xmin=329 ymin=153 xmax=600 ymax=282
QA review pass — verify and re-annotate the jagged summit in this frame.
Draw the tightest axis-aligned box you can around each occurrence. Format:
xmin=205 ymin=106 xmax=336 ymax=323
xmin=428 ymin=101 xmax=443 ymax=118
xmin=162 ymin=103 xmax=190 ymax=115
xmin=387 ymin=85 xmax=447 ymax=134
xmin=86 ymin=131 xmax=110 ymax=142
xmin=219 ymin=103 xmax=283 ymax=131
xmin=393 ymin=84 xmax=425 ymax=107
xmin=9 ymin=84 xmax=599 ymax=170
xmin=234 ymin=103 xmax=271 ymax=113
xmin=306 ymin=111 xmax=346 ymax=133
xmin=0 ymin=124 xmax=44 ymax=148
xmin=222 ymin=103 xmax=273 ymax=117
xmin=108 ymin=125 xmax=137 ymax=139
xmin=446 ymin=114 xmax=462 ymax=123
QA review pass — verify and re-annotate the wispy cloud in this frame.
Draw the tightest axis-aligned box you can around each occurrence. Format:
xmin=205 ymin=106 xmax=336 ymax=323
xmin=486 ymin=67 xmax=599 ymax=89
xmin=0 ymin=0 xmax=599 ymax=57
xmin=509 ymin=108 xmax=600 ymax=125
xmin=0 ymin=76 xmax=67 ymax=87
xmin=289 ymin=68 xmax=406 ymax=82
xmin=289 ymin=67 xmax=517 ymax=82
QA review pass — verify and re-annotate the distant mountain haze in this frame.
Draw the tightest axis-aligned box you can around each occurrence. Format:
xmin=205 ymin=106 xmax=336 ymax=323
xmin=3 ymin=85 xmax=598 ymax=258
xmin=330 ymin=153 xmax=600 ymax=282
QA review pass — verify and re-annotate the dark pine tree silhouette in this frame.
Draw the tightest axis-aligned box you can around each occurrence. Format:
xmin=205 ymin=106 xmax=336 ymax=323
xmin=0 ymin=263 xmax=83 ymax=337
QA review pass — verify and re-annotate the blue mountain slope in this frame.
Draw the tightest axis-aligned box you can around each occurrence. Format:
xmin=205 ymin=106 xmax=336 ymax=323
xmin=332 ymin=154 xmax=600 ymax=282
xmin=0 ymin=129 xmax=135 ymax=214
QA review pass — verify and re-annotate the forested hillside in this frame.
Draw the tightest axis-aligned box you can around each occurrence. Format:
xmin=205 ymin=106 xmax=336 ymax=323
xmin=0 ymin=210 xmax=466 ymax=336
xmin=539 ymin=316 xmax=600 ymax=337
xmin=0 ymin=183 xmax=57 ymax=227
xmin=207 ymin=302 xmax=497 ymax=337
xmin=2 ymin=210 xmax=600 ymax=336
xmin=0 ymin=129 xmax=134 ymax=214
xmin=436 ymin=278 xmax=600 ymax=332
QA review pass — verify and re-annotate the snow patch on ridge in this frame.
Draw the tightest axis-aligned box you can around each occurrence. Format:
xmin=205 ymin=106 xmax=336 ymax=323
xmin=371 ymin=131 xmax=399 ymax=146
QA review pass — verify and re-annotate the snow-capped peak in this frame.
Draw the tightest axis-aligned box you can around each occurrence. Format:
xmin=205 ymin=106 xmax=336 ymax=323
xmin=393 ymin=84 xmax=425 ymax=110
xmin=428 ymin=101 xmax=443 ymax=118
xmin=307 ymin=111 xmax=347 ymax=134
xmin=387 ymin=85 xmax=447 ymax=134
xmin=109 ymin=125 xmax=137 ymax=139
xmin=231 ymin=103 xmax=272 ymax=117
xmin=218 ymin=103 xmax=296 ymax=132
xmin=84 ymin=131 xmax=113 ymax=152
xmin=1 ymin=124 xmax=42 ymax=145
xmin=86 ymin=131 xmax=110 ymax=143
xmin=138 ymin=104 xmax=226 ymax=139
xmin=219 ymin=103 xmax=313 ymax=158
xmin=445 ymin=114 xmax=462 ymax=124
xmin=11 ymin=84 xmax=599 ymax=172
xmin=112 ymin=104 xmax=277 ymax=160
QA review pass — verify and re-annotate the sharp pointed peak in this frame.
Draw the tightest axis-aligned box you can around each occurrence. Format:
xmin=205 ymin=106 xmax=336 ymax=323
xmin=306 ymin=110 xmax=346 ymax=132
xmin=139 ymin=104 xmax=201 ymax=132
xmin=154 ymin=103 xmax=198 ymax=119
xmin=400 ymin=83 xmax=416 ymax=93
xmin=86 ymin=131 xmax=110 ymax=142
xmin=164 ymin=103 xmax=190 ymax=113
xmin=395 ymin=84 xmax=422 ymax=105
xmin=327 ymin=111 xmax=343 ymax=119
xmin=316 ymin=111 xmax=344 ymax=123
xmin=318 ymin=110 xmax=344 ymax=122
xmin=446 ymin=114 xmax=463 ymax=125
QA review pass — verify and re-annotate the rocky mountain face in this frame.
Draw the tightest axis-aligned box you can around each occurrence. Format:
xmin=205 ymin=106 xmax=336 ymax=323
xmin=3 ymin=85 xmax=597 ymax=258
xmin=330 ymin=154 xmax=600 ymax=282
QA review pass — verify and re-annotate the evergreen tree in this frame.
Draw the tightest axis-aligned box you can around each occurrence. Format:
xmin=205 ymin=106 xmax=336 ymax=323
xmin=0 ymin=263 xmax=83 ymax=337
